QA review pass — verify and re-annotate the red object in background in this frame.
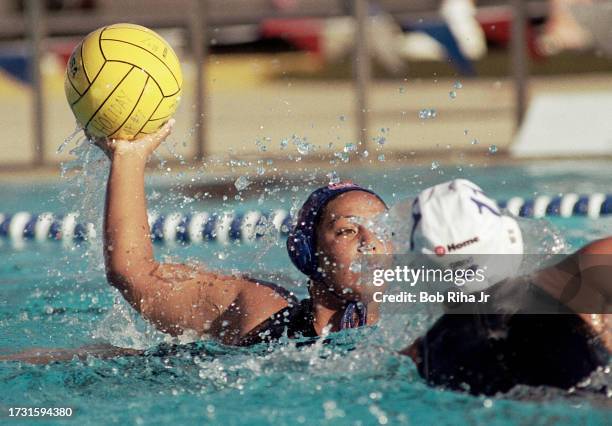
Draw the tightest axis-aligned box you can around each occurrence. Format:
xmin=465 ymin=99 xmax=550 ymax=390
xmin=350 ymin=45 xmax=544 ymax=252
xmin=260 ymin=19 xmax=323 ymax=56
xmin=50 ymin=42 xmax=79 ymax=66
xmin=478 ymin=11 xmax=542 ymax=59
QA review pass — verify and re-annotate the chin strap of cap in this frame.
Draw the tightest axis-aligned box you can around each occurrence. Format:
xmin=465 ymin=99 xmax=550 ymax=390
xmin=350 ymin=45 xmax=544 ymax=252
xmin=340 ymin=302 xmax=368 ymax=330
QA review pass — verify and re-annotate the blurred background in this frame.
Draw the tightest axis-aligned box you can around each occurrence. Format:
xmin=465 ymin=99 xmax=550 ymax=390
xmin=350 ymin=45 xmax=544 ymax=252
xmin=0 ymin=0 xmax=611 ymax=170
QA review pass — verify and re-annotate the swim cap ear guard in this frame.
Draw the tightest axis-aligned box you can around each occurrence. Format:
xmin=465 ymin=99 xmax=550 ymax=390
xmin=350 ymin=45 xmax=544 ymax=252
xmin=287 ymin=221 xmax=317 ymax=278
xmin=287 ymin=181 xmax=386 ymax=280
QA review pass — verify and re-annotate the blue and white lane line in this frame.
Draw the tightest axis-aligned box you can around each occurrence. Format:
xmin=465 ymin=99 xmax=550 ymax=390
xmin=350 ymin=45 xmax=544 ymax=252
xmin=2 ymin=194 xmax=612 ymax=245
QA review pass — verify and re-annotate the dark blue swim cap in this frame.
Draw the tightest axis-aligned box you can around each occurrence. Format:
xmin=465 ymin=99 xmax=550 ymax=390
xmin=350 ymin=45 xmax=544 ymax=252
xmin=287 ymin=181 xmax=386 ymax=279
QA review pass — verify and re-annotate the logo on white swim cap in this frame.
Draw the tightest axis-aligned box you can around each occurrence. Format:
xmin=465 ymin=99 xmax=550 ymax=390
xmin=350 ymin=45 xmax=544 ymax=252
xmin=434 ymin=245 xmax=446 ymax=256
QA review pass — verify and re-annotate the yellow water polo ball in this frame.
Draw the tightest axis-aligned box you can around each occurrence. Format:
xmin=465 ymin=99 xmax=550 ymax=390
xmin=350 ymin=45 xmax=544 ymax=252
xmin=64 ymin=23 xmax=183 ymax=140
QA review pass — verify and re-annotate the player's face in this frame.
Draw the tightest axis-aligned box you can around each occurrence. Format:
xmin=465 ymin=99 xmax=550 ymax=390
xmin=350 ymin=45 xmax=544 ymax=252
xmin=315 ymin=191 xmax=390 ymax=301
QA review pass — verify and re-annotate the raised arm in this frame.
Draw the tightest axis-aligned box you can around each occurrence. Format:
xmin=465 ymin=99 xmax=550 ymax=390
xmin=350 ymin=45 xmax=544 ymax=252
xmin=97 ymin=120 xmax=288 ymax=343
xmin=101 ymin=123 xmax=167 ymax=303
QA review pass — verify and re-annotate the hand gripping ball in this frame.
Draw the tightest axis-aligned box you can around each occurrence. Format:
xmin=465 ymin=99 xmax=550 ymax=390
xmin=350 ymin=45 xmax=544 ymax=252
xmin=65 ymin=23 xmax=183 ymax=140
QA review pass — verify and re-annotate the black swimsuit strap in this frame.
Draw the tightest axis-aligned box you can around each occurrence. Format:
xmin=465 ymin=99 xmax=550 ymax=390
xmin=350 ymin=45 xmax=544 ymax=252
xmin=238 ymin=298 xmax=317 ymax=346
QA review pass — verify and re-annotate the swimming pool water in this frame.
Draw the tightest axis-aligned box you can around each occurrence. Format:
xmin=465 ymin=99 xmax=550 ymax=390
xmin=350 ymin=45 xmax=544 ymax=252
xmin=1 ymin=161 xmax=611 ymax=425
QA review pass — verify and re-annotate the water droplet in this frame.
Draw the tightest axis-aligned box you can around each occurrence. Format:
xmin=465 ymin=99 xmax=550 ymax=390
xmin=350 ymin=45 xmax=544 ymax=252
xmin=349 ymin=262 xmax=362 ymax=273
xmin=343 ymin=143 xmax=357 ymax=153
xmin=399 ymin=86 xmax=406 ymax=94
xmin=373 ymin=136 xmax=386 ymax=146
xmin=431 ymin=160 xmax=440 ymax=170
xmin=418 ymin=108 xmax=437 ymax=120
xmin=280 ymin=139 xmax=288 ymax=149
xmin=234 ymin=175 xmax=251 ymax=191
xmin=471 ymin=139 xmax=479 ymax=145
xmin=339 ymin=115 xmax=346 ymax=122
xmin=334 ymin=152 xmax=350 ymax=163
xmin=488 ymin=144 xmax=498 ymax=154
xmin=327 ymin=171 xmax=340 ymax=185
xmin=453 ymin=81 xmax=463 ymax=90
xmin=449 ymin=90 xmax=456 ymax=99
xmin=483 ymin=399 xmax=493 ymax=408
xmin=293 ymin=137 xmax=314 ymax=155
xmin=255 ymin=139 xmax=267 ymax=152
xmin=362 ymin=150 xmax=369 ymax=158
xmin=378 ymin=154 xmax=385 ymax=162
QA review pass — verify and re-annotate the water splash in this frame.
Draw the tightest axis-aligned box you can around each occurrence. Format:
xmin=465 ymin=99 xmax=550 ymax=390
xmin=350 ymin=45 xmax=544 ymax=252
xmin=92 ymin=297 xmax=175 ymax=349
xmin=57 ymin=135 xmax=110 ymax=275
xmin=515 ymin=216 xmax=569 ymax=256
xmin=57 ymin=126 xmax=83 ymax=154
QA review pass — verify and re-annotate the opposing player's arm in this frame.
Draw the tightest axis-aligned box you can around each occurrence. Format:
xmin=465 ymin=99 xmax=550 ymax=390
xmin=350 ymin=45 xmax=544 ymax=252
xmin=533 ymin=238 xmax=611 ymax=350
xmin=534 ymin=238 xmax=612 ymax=313
xmin=574 ymin=237 xmax=612 ymax=302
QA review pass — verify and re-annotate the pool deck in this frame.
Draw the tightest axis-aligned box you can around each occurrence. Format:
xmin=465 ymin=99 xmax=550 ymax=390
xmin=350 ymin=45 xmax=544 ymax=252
xmin=1 ymin=53 xmax=612 ymax=183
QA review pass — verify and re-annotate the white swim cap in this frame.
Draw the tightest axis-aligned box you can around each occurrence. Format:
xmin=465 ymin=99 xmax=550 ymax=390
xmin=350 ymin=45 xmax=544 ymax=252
xmin=411 ymin=179 xmax=523 ymax=255
xmin=410 ymin=179 xmax=523 ymax=291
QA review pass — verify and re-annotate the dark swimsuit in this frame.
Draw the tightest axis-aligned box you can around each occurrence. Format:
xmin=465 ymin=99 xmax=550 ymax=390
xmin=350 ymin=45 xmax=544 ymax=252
xmin=237 ymin=278 xmax=609 ymax=396
xmin=237 ymin=280 xmax=366 ymax=346
xmin=414 ymin=279 xmax=610 ymax=396
xmin=238 ymin=297 xmax=318 ymax=346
